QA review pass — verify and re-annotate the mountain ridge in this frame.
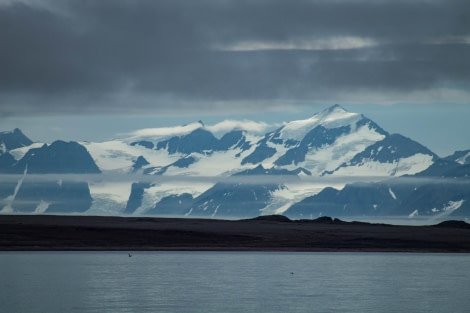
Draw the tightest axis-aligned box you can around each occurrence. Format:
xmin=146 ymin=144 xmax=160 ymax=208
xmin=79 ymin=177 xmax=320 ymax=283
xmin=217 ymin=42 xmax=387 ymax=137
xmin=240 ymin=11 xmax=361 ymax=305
xmin=0 ymin=105 xmax=468 ymax=222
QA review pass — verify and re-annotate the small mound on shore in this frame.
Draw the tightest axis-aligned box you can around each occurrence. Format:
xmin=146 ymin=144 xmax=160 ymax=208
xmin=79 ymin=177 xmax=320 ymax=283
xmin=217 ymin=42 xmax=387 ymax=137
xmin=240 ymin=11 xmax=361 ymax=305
xmin=434 ymin=220 xmax=470 ymax=229
xmin=247 ymin=215 xmax=292 ymax=222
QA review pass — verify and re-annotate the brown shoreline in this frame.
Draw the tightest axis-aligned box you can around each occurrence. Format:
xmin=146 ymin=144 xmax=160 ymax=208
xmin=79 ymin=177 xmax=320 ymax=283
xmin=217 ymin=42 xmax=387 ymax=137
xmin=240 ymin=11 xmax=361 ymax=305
xmin=1 ymin=214 xmax=470 ymax=252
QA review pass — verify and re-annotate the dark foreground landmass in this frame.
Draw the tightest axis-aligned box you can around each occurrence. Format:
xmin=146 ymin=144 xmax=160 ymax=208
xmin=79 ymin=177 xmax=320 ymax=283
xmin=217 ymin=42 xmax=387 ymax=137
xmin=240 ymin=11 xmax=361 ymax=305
xmin=1 ymin=214 xmax=470 ymax=252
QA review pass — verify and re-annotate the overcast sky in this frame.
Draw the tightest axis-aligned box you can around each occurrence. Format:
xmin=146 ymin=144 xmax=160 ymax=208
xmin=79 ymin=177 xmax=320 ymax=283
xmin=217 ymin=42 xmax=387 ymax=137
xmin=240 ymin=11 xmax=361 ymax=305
xmin=1 ymin=0 xmax=469 ymax=156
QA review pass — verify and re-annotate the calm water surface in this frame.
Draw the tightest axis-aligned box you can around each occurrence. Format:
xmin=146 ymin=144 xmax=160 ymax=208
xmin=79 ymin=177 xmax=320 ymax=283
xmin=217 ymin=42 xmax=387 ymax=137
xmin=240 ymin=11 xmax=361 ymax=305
xmin=1 ymin=251 xmax=469 ymax=313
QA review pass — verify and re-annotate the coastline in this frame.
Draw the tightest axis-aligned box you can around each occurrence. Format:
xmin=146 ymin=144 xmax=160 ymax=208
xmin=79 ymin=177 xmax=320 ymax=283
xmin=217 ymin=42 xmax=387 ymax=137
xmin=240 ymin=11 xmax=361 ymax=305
xmin=1 ymin=214 xmax=470 ymax=252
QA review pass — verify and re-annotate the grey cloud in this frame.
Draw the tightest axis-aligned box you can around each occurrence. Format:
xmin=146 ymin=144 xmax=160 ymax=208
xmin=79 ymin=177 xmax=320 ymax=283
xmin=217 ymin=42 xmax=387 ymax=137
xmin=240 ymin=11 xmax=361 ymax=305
xmin=0 ymin=0 xmax=469 ymax=117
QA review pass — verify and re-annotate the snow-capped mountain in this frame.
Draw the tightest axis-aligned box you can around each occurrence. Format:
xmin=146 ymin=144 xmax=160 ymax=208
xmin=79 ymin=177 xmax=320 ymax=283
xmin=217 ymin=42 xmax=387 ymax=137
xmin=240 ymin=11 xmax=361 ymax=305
xmin=0 ymin=133 xmax=98 ymax=213
xmin=0 ymin=105 xmax=467 ymax=221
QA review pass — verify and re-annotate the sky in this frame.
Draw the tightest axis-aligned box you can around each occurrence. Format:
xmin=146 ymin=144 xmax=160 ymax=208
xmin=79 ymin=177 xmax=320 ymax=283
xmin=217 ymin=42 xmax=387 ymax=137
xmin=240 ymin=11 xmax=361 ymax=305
xmin=1 ymin=0 xmax=469 ymax=157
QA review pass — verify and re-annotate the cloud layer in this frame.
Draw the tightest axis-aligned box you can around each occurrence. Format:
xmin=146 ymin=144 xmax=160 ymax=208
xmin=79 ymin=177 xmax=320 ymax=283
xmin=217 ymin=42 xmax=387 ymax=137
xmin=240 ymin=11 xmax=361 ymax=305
xmin=2 ymin=172 xmax=469 ymax=188
xmin=1 ymin=0 xmax=469 ymax=117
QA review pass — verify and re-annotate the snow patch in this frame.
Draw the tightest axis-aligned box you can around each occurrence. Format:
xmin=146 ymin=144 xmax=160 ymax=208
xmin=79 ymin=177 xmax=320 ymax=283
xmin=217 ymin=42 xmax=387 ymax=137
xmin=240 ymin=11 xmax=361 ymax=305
xmin=388 ymin=187 xmax=397 ymax=200
xmin=211 ymin=204 xmax=220 ymax=217
xmin=263 ymin=183 xmax=326 ymax=215
xmin=9 ymin=143 xmax=43 ymax=160
xmin=34 ymin=200 xmax=50 ymax=214
xmin=333 ymin=153 xmax=434 ymax=177
xmin=428 ymin=200 xmax=465 ymax=220
xmin=440 ymin=200 xmax=465 ymax=214
xmin=456 ymin=152 xmax=470 ymax=165
xmin=133 ymin=181 xmax=213 ymax=215
xmin=300 ymin=125 xmax=386 ymax=175
xmin=163 ymin=148 xmax=253 ymax=177
xmin=89 ymin=181 xmax=132 ymax=204
xmin=83 ymin=140 xmax=181 ymax=171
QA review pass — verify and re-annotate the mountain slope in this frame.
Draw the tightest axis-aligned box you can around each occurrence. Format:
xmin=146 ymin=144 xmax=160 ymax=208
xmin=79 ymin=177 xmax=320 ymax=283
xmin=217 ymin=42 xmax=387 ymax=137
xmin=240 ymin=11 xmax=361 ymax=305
xmin=285 ymin=158 xmax=470 ymax=220
xmin=330 ymin=134 xmax=438 ymax=177
xmin=241 ymin=105 xmax=389 ymax=176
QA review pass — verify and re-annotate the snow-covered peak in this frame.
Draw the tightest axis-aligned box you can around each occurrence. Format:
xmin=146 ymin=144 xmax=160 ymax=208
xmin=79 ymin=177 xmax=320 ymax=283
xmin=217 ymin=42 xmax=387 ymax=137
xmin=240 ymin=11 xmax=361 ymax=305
xmin=320 ymin=104 xmax=357 ymax=124
xmin=279 ymin=104 xmax=361 ymax=141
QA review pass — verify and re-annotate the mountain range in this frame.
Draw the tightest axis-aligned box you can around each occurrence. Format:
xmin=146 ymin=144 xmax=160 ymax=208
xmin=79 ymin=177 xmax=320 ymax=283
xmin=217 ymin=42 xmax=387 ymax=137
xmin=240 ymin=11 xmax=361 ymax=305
xmin=1 ymin=105 xmax=469 ymax=222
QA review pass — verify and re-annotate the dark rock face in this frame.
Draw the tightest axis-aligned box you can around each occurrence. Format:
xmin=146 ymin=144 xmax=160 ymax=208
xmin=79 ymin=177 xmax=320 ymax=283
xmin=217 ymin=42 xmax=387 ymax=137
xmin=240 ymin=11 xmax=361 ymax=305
xmin=156 ymin=128 xmax=251 ymax=156
xmin=157 ymin=128 xmax=219 ymax=155
xmin=11 ymin=180 xmax=92 ymax=214
xmin=336 ymin=134 xmax=437 ymax=172
xmin=124 ymin=182 xmax=151 ymax=215
xmin=275 ymin=125 xmax=351 ymax=166
xmin=218 ymin=130 xmax=251 ymax=151
xmin=443 ymin=164 xmax=470 ymax=178
xmin=13 ymin=141 xmax=101 ymax=174
xmin=189 ymin=182 xmax=280 ymax=217
xmin=0 ymin=152 xmax=16 ymax=170
xmin=172 ymin=156 xmax=196 ymax=168
xmin=241 ymin=130 xmax=279 ymax=165
xmin=234 ymin=164 xmax=300 ymax=177
xmin=241 ymin=141 xmax=276 ymax=165
xmin=132 ymin=156 xmax=150 ymax=172
xmin=0 ymin=181 xmax=16 ymax=201
xmin=416 ymin=159 xmax=461 ymax=177
xmin=151 ymin=156 xmax=197 ymax=175
xmin=130 ymin=141 xmax=155 ymax=149
xmin=0 ymin=128 xmax=33 ymax=151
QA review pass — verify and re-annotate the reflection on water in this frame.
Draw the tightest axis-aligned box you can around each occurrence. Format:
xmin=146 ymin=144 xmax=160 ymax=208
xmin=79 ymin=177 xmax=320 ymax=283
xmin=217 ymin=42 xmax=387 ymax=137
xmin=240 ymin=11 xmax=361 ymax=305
xmin=1 ymin=251 xmax=469 ymax=313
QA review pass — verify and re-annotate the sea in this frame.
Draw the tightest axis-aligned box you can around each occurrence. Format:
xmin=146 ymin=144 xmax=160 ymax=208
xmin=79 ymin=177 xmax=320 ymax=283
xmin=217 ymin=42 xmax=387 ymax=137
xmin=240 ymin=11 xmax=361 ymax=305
xmin=1 ymin=251 xmax=469 ymax=313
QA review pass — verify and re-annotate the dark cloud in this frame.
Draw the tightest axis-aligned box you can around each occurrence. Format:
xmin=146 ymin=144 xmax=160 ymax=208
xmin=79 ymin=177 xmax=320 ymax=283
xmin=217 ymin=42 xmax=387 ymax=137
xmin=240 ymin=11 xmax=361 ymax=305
xmin=0 ymin=0 xmax=469 ymax=117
